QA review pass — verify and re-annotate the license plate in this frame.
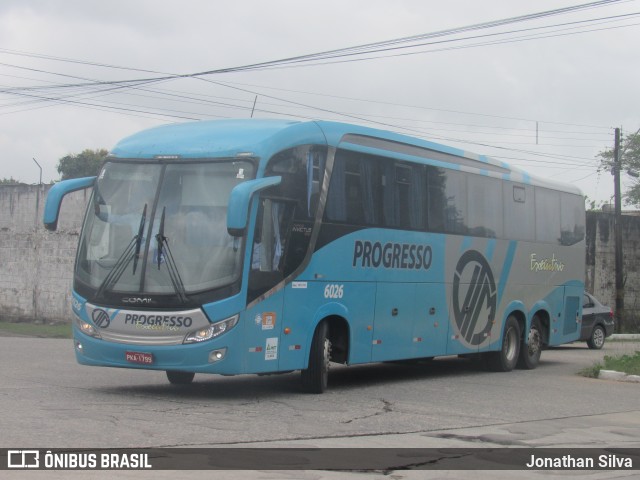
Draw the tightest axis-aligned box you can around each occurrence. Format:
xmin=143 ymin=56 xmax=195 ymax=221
xmin=125 ymin=351 xmax=153 ymax=365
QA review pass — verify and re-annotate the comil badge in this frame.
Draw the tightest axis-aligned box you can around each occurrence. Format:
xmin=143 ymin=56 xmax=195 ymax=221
xmin=452 ymin=250 xmax=497 ymax=346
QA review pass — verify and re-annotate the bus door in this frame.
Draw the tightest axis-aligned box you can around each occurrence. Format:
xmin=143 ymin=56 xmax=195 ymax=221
xmin=243 ymin=198 xmax=290 ymax=373
xmin=549 ymin=285 xmax=582 ymax=345
xmin=371 ymin=283 xmax=416 ymax=362
xmin=243 ymin=295 xmax=284 ymax=374
xmin=445 ymin=280 xmax=496 ymax=356
xmin=412 ymin=283 xmax=450 ymax=358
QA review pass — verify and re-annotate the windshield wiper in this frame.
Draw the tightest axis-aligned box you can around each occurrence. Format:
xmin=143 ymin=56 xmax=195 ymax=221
xmin=96 ymin=204 xmax=147 ymax=299
xmin=132 ymin=204 xmax=147 ymax=275
xmin=155 ymin=207 xmax=188 ymax=303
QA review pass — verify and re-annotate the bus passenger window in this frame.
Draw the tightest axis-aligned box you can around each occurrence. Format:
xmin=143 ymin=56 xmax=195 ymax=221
xmin=560 ymin=193 xmax=585 ymax=245
xmin=504 ymin=183 xmax=535 ymax=241
xmin=467 ymin=175 xmax=502 ymax=238
xmin=427 ymin=168 xmax=467 ymax=235
xmin=535 ymin=188 xmax=561 ymax=244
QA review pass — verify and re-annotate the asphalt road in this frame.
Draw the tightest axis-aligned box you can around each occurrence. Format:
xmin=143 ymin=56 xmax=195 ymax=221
xmin=1 ymin=336 xmax=639 ymax=479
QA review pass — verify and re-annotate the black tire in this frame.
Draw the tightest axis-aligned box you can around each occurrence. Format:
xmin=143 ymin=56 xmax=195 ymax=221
xmin=517 ymin=316 xmax=542 ymax=370
xmin=301 ymin=321 xmax=331 ymax=393
xmin=166 ymin=370 xmax=195 ymax=385
xmin=486 ymin=316 xmax=521 ymax=372
xmin=587 ymin=325 xmax=606 ymax=350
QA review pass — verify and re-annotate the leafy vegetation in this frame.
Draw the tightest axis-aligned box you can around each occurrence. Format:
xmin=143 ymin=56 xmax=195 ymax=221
xmin=602 ymin=351 xmax=640 ymax=376
xmin=580 ymin=351 xmax=640 ymax=377
xmin=0 ymin=177 xmax=23 ymax=184
xmin=579 ymin=362 xmax=603 ymax=378
xmin=597 ymin=130 xmax=640 ymax=206
xmin=57 ymin=148 xmax=108 ymax=180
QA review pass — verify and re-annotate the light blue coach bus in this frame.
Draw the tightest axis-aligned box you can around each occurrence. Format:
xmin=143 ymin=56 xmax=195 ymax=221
xmin=44 ymin=119 xmax=585 ymax=393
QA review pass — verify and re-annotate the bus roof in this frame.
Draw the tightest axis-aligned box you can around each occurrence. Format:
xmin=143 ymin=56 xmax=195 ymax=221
xmin=110 ymin=118 xmax=582 ymax=195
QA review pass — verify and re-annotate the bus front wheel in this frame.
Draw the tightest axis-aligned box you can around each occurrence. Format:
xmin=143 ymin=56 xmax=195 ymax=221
xmin=166 ymin=370 xmax=195 ymax=385
xmin=301 ymin=321 xmax=331 ymax=393
xmin=486 ymin=316 xmax=520 ymax=372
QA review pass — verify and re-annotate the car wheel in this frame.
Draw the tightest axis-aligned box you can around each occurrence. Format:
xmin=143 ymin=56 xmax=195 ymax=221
xmin=587 ymin=325 xmax=606 ymax=350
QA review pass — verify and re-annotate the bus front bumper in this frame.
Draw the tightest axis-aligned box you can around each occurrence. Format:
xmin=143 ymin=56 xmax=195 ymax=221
xmin=72 ymin=325 xmax=244 ymax=375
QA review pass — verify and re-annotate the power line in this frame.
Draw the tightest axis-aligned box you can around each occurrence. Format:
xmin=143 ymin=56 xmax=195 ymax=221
xmin=0 ymin=0 xmax=631 ymax=175
xmin=0 ymin=0 xmax=631 ymax=99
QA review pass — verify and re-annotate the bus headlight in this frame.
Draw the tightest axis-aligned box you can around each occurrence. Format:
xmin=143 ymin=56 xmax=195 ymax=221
xmin=74 ymin=315 xmax=101 ymax=339
xmin=184 ymin=315 xmax=239 ymax=344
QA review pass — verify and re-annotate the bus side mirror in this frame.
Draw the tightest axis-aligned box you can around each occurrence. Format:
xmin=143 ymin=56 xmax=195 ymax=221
xmin=44 ymin=176 xmax=96 ymax=231
xmin=227 ymin=176 xmax=281 ymax=237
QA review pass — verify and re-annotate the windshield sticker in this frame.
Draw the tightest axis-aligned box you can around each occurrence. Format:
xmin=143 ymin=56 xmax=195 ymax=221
xmin=261 ymin=312 xmax=276 ymax=330
xmin=152 ymin=248 xmax=166 ymax=265
xmin=236 ymin=168 xmax=245 ymax=179
xmin=265 ymin=337 xmax=278 ymax=361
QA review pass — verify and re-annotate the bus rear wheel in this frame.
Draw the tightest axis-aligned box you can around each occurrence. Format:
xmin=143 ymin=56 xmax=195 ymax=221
xmin=301 ymin=321 xmax=331 ymax=393
xmin=166 ymin=370 xmax=195 ymax=385
xmin=486 ymin=316 xmax=520 ymax=372
xmin=517 ymin=316 xmax=542 ymax=369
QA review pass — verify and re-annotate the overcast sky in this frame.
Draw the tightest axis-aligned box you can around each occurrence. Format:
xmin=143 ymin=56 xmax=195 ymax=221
xmin=1 ymin=0 xmax=638 ymax=205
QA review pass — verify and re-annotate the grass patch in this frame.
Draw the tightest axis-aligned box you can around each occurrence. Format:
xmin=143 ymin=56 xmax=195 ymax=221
xmin=579 ymin=362 xmax=603 ymax=378
xmin=580 ymin=351 xmax=640 ymax=378
xmin=0 ymin=321 xmax=71 ymax=338
xmin=602 ymin=351 xmax=640 ymax=376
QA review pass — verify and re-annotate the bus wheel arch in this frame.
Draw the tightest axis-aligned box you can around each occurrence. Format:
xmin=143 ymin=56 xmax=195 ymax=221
xmin=324 ymin=315 xmax=350 ymax=364
xmin=532 ymin=309 xmax=550 ymax=347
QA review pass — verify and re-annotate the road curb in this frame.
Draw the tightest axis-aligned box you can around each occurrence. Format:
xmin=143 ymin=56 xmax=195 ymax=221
xmin=598 ymin=369 xmax=640 ymax=383
xmin=610 ymin=334 xmax=640 ymax=340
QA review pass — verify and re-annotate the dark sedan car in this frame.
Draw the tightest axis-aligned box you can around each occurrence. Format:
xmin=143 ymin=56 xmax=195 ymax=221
xmin=581 ymin=292 xmax=615 ymax=349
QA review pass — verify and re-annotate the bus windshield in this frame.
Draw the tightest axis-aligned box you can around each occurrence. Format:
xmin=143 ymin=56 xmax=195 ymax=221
xmin=75 ymin=159 xmax=254 ymax=298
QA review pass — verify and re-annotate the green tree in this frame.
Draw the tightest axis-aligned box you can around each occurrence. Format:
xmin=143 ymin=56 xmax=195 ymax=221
xmin=597 ymin=130 xmax=640 ymax=206
xmin=57 ymin=149 xmax=108 ymax=180
xmin=0 ymin=177 xmax=23 ymax=184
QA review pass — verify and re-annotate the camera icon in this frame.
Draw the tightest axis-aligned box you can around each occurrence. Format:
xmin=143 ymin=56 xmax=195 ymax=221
xmin=7 ymin=450 xmax=40 ymax=469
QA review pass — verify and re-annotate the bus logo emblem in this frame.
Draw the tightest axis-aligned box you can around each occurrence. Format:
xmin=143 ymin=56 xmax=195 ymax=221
xmin=92 ymin=309 xmax=111 ymax=329
xmin=452 ymin=250 xmax=496 ymax=346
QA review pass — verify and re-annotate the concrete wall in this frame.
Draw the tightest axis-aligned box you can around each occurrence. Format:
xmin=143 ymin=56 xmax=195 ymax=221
xmin=1 ymin=184 xmax=639 ymax=331
xmin=0 ymin=184 xmax=90 ymax=324
xmin=586 ymin=211 xmax=640 ymax=332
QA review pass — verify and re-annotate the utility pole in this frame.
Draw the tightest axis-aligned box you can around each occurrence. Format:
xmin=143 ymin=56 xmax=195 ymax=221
xmin=613 ymin=127 xmax=624 ymax=332
xmin=32 ymin=157 xmax=43 ymax=229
